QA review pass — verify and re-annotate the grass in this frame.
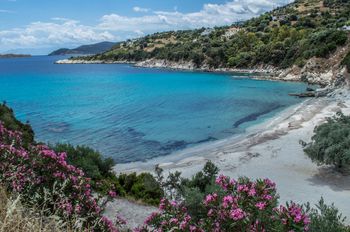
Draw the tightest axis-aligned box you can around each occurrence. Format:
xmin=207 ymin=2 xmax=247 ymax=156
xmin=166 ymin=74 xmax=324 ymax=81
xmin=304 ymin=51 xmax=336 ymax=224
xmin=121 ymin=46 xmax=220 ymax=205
xmin=0 ymin=186 xmax=77 ymax=232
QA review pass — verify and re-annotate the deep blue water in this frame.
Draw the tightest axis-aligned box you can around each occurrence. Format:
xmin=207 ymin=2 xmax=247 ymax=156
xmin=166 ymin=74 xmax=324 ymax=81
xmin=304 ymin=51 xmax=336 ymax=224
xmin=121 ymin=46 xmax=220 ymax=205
xmin=0 ymin=56 xmax=308 ymax=163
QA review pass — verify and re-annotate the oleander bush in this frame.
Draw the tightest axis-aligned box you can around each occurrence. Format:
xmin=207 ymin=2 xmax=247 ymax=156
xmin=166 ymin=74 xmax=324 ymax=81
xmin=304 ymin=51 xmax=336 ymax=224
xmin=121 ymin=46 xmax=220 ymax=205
xmin=136 ymin=176 xmax=310 ymax=231
xmin=0 ymin=104 xmax=162 ymax=208
xmin=51 ymin=143 xmax=116 ymax=193
xmin=1 ymin=104 xmax=350 ymax=231
xmin=0 ymin=103 xmax=34 ymax=146
xmin=303 ymin=112 xmax=350 ymax=172
xmin=52 ymin=144 xmax=164 ymax=205
xmin=0 ymin=121 xmax=119 ymax=231
xmin=51 ymin=144 xmax=163 ymax=205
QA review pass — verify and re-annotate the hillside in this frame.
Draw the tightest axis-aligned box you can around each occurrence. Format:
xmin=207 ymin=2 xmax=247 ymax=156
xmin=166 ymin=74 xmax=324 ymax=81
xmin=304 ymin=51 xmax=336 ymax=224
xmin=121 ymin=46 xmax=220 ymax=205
xmin=0 ymin=54 xmax=31 ymax=58
xmin=72 ymin=0 xmax=350 ymax=85
xmin=49 ymin=41 xmax=116 ymax=56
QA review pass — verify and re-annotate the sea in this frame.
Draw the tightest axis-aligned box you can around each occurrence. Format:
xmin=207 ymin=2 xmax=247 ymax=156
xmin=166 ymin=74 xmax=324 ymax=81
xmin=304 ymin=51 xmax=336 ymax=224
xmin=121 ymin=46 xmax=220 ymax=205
xmin=0 ymin=56 xmax=309 ymax=163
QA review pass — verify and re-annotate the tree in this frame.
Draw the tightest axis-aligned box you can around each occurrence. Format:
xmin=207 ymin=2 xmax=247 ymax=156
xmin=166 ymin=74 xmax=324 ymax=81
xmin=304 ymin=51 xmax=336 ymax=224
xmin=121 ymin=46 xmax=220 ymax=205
xmin=303 ymin=112 xmax=350 ymax=172
xmin=306 ymin=198 xmax=350 ymax=232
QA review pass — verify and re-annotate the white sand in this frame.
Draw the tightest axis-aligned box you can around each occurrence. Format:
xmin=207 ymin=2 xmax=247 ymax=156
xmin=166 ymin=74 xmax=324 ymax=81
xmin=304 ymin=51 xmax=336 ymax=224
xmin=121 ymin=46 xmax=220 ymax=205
xmin=111 ymin=87 xmax=350 ymax=226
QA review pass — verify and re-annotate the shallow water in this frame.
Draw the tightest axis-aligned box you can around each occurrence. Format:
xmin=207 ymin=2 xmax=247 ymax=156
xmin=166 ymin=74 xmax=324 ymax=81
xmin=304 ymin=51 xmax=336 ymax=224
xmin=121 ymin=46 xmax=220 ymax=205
xmin=0 ymin=56 xmax=308 ymax=163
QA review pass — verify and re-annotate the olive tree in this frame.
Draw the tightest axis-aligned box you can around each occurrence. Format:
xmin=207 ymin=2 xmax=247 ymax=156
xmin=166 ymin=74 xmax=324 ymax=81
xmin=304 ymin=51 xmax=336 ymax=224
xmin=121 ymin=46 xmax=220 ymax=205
xmin=303 ymin=112 xmax=350 ymax=172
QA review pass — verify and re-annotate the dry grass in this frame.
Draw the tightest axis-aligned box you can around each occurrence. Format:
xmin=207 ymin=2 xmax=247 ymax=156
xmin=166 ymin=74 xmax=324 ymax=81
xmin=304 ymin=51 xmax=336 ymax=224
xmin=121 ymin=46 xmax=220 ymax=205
xmin=0 ymin=187 xmax=77 ymax=232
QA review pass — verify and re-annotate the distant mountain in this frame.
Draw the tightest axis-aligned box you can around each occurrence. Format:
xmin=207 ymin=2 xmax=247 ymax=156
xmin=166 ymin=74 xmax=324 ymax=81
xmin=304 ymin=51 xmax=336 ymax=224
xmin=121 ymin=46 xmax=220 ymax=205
xmin=49 ymin=41 xmax=116 ymax=56
xmin=0 ymin=54 xmax=31 ymax=58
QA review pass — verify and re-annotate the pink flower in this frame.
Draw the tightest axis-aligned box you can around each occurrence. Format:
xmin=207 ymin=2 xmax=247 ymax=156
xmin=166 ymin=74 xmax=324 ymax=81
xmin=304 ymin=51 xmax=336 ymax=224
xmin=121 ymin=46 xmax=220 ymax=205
xmin=169 ymin=217 xmax=178 ymax=224
xmin=108 ymin=190 xmax=117 ymax=198
xmin=204 ymin=193 xmax=217 ymax=205
xmin=222 ymin=195 xmax=234 ymax=208
xmin=230 ymin=208 xmax=246 ymax=220
xmin=255 ymin=201 xmax=267 ymax=210
xmin=248 ymin=188 xmax=256 ymax=196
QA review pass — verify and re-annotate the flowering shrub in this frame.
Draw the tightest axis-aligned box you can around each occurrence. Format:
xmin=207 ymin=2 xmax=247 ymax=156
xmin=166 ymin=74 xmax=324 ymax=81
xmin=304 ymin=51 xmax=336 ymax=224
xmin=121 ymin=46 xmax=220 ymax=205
xmin=140 ymin=175 xmax=310 ymax=232
xmin=0 ymin=122 xmax=119 ymax=231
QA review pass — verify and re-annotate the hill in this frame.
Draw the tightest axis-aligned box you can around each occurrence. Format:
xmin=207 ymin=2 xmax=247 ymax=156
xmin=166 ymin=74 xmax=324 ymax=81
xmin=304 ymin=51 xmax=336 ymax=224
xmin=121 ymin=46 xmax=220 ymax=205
xmin=0 ymin=54 xmax=31 ymax=58
xmin=49 ymin=41 xmax=116 ymax=56
xmin=72 ymin=0 xmax=350 ymax=85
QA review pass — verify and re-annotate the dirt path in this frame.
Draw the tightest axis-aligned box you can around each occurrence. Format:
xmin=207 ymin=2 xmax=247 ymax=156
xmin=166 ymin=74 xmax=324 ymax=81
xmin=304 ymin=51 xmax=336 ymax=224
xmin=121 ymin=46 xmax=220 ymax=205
xmin=104 ymin=198 xmax=158 ymax=229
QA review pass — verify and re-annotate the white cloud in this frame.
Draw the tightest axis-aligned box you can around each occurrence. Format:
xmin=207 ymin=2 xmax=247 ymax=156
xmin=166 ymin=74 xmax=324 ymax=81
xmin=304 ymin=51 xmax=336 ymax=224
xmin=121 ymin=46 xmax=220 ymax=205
xmin=133 ymin=6 xmax=150 ymax=13
xmin=0 ymin=0 xmax=292 ymax=53
xmin=100 ymin=0 xmax=292 ymax=32
xmin=0 ymin=19 xmax=118 ymax=52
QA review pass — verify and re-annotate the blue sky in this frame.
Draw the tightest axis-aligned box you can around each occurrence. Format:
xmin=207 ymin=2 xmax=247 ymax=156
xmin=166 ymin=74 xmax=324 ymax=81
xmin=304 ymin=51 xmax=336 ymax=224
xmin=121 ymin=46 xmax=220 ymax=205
xmin=0 ymin=0 xmax=292 ymax=54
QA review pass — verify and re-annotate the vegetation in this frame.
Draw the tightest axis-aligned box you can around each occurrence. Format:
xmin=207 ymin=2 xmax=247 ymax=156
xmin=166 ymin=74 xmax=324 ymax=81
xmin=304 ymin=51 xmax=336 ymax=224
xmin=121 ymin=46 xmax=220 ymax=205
xmin=79 ymin=0 xmax=350 ymax=70
xmin=0 ymin=103 xmax=34 ymax=145
xmin=115 ymin=172 xmax=163 ymax=205
xmin=52 ymin=144 xmax=163 ymax=205
xmin=0 ymin=118 xmax=120 ymax=231
xmin=342 ymin=51 xmax=350 ymax=71
xmin=307 ymin=198 xmax=350 ymax=232
xmin=1 ymin=104 xmax=350 ymax=231
xmin=138 ymin=175 xmax=310 ymax=231
xmin=141 ymin=162 xmax=350 ymax=231
xmin=51 ymin=144 xmax=115 ymax=192
xmin=303 ymin=112 xmax=350 ymax=172
xmin=0 ymin=186 xmax=75 ymax=232
xmin=0 ymin=104 xmax=163 ymax=206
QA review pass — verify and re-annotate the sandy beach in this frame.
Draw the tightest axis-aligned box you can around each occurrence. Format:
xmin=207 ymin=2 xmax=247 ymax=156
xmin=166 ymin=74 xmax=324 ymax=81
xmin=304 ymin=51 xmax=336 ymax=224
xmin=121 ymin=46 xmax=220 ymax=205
xmin=111 ymin=87 xmax=350 ymax=226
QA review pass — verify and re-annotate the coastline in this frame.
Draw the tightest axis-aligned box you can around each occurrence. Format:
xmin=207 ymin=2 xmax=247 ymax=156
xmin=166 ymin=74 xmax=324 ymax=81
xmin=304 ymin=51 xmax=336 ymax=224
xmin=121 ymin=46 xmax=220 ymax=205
xmin=55 ymin=58 xmax=293 ymax=81
xmin=113 ymin=87 xmax=350 ymax=222
xmin=55 ymin=57 xmax=343 ymax=86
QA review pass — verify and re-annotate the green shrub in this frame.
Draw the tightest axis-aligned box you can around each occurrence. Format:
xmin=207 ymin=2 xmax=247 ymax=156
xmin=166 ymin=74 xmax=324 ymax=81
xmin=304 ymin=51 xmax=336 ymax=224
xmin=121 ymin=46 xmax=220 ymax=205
xmin=303 ymin=112 xmax=350 ymax=172
xmin=342 ymin=51 xmax=350 ymax=71
xmin=307 ymin=198 xmax=350 ymax=232
xmin=116 ymin=172 xmax=163 ymax=205
xmin=52 ymin=143 xmax=115 ymax=192
xmin=0 ymin=103 xmax=34 ymax=146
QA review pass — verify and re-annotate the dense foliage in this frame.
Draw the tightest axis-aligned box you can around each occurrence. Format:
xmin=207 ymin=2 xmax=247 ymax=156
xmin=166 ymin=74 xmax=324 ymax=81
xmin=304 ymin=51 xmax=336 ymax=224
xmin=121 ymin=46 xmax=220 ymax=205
xmin=303 ymin=112 xmax=350 ymax=172
xmin=342 ymin=51 xmax=350 ymax=71
xmin=154 ymin=161 xmax=221 ymax=219
xmin=1 ymin=104 xmax=350 ymax=231
xmin=115 ymin=172 xmax=163 ymax=205
xmin=0 ymin=121 xmax=119 ymax=231
xmin=80 ymin=0 xmax=350 ymax=70
xmin=136 ymin=176 xmax=310 ymax=231
xmin=51 ymin=144 xmax=163 ymax=206
xmin=53 ymin=143 xmax=163 ymax=205
xmin=307 ymin=198 xmax=350 ymax=232
xmin=52 ymin=143 xmax=115 ymax=192
xmin=0 ymin=104 xmax=163 ymax=207
xmin=0 ymin=103 xmax=34 ymax=145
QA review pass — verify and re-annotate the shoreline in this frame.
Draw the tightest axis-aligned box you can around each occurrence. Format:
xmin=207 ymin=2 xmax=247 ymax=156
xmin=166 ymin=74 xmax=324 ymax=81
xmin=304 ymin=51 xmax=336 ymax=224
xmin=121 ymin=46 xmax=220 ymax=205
xmin=113 ymin=97 xmax=324 ymax=174
xmin=113 ymin=87 xmax=350 ymax=222
xmin=54 ymin=58 xmax=296 ymax=82
xmin=55 ymin=57 xmax=340 ymax=86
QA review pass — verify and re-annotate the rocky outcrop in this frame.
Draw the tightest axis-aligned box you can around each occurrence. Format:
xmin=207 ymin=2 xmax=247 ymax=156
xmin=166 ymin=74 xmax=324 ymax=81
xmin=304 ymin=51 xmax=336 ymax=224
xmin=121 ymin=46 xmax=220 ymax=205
xmin=56 ymin=43 xmax=350 ymax=87
xmin=55 ymin=59 xmax=133 ymax=64
xmin=135 ymin=59 xmax=278 ymax=75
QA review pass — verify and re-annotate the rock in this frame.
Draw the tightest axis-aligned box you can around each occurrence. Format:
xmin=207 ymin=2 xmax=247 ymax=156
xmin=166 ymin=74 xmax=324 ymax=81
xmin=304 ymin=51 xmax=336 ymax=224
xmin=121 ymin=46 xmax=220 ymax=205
xmin=288 ymin=92 xmax=315 ymax=98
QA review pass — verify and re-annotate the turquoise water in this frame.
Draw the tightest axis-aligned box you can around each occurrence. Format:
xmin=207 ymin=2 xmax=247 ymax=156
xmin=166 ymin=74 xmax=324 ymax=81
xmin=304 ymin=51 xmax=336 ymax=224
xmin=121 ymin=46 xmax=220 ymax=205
xmin=0 ymin=56 xmax=308 ymax=163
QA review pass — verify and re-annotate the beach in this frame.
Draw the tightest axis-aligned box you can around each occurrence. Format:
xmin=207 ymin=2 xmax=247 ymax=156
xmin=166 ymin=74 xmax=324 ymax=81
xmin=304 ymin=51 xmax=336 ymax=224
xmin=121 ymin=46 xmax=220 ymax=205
xmin=112 ymin=87 xmax=350 ymax=225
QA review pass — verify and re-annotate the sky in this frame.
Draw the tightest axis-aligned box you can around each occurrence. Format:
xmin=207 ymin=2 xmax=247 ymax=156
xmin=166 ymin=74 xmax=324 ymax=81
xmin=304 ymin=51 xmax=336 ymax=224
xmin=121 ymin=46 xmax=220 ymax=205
xmin=0 ymin=0 xmax=292 ymax=55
